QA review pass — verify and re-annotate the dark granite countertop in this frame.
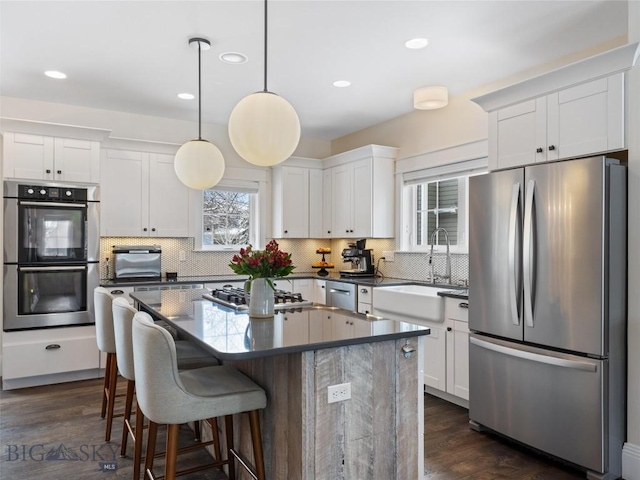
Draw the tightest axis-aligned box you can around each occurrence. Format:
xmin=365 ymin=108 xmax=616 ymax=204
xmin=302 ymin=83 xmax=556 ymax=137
xmin=437 ymin=288 xmax=469 ymax=299
xmin=130 ymin=289 xmax=430 ymax=361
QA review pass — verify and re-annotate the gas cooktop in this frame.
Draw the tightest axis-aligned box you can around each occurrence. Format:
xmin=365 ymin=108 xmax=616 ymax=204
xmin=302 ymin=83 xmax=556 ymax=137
xmin=203 ymin=286 xmax=314 ymax=311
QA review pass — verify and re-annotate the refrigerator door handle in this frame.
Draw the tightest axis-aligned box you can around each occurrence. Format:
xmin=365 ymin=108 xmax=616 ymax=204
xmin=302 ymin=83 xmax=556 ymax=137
xmin=523 ymin=179 xmax=536 ymax=328
xmin=470 ymin=337 xmax=597 ymax=372
xmin=508 ymin=182 xmax=521 ymax=325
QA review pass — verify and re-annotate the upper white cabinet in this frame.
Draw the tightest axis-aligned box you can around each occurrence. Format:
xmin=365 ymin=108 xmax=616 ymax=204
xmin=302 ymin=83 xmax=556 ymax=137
xmin=101 ymin=148 xmax=190 ymax=237
xmin=272 ymin=161 xmax=324 ymax=239
xmin=325 ymin=145 xmax=397 ymax=238
xmin=3 ymin=132 xmax=100 ymax=183
xmin=473 ymin=42 xmax=639 ymax=171
xmin=489 ymin=74 xmax=625 ymax=169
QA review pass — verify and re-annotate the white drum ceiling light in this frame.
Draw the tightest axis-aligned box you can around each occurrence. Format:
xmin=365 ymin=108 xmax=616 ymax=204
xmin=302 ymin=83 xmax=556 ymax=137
xmin=228 ymin=0 xmax=300 ymax=167
xmin=414 ymin=86 xmax=449 ymax=110
xmin=174 ymin=37 xmax=225 ymax=190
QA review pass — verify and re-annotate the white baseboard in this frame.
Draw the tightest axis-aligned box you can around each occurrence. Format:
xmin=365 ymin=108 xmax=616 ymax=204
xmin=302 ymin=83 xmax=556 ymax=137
xmin=424 ymin=386 xmax=469 ymax=409
xmin=2 ymin=368 xmax=102 ymax=390
xmin=623 ymin=442 xmax=640 ymax=480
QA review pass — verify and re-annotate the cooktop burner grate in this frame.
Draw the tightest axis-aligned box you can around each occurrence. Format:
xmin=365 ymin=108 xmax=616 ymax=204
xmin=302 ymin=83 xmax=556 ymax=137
xmin=203 ymin=285 xmax=314 ymax=311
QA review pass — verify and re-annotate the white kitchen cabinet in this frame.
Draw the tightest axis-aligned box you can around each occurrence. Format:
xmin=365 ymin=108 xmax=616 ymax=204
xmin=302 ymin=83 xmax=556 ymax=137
xmin=3 ymin=132 xmax=100 ymax=183
xmin=313 ymin=279 xmax=326 ymax=304
xmin=322 ymin=169 xmax=333 ymax=238
xmin=357 ymin=284 xmax=373 ymax=315
xmin=272 ymin=164 xmax=324 ymax=239
xmin=423 ymin=324 xmax=447 ymax=391
xmin=326 ymin=146 xmax=396 ymax=238
xmin=100 ymin=149 xmax=190 ymax=237
xmin=489 ymin=73 xmax=625 ymax=170
xmin=444 ymin=297 xmax=470 ymax=400
xmin=2 ymin=326 xmax=101 ymax=389
xmin=282 ymin=311 xmax=310 ymax=346
xmin=290 ymin=278 xmax=312 ymax=301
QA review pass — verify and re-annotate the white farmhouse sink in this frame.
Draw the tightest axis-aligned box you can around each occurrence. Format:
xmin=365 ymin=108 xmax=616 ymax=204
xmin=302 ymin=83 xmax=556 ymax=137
xmin=372 ymin=285 xmax=447 ymax=323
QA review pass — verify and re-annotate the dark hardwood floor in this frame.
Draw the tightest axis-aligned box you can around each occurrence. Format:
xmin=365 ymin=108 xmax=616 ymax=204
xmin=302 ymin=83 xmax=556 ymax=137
xmin=0 ymin=378 xmax=586 ymax=479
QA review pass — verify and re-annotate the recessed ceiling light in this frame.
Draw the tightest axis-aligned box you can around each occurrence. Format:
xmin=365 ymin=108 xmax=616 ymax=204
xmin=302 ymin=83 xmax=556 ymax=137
xmin=44 ymin=70 xmax=67 ymax=79
xmin=219 ymin=52 xmax=248 ymax=64
xmin=405 ymin=38 xmax=429 ymax=50
xmin=333 ymin=80 xmax=351 ymax=88
xmin=177 ymin=93 xmax=195 ymax=100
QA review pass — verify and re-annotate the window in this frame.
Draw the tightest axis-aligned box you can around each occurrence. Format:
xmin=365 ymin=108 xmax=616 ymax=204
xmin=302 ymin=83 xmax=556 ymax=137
xmin=196 ymin=181 xmax=260 ymax=251
xmin=401 ymin=157 xmax=487 ymax=252
xmin=203 ymin=189 xmax=253 ymax=247
xmin=414 ymin=178 xmax=463 ymax=246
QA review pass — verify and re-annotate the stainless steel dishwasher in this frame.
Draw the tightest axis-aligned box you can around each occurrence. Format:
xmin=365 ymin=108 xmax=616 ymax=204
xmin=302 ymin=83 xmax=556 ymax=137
xmin=326 ymin=281 xmax=356 ymax=311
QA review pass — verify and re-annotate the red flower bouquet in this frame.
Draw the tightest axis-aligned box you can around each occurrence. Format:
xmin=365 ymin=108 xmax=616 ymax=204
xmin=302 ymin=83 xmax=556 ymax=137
xmin=229 ymin=240 xmax=295 ymax=289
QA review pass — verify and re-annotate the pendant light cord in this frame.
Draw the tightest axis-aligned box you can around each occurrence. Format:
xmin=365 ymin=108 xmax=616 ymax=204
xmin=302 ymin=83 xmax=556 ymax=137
xmin=263 ymin=0 xmax=268 ymax=92
xmin=198 ymin=40 xmax=202 ymax=140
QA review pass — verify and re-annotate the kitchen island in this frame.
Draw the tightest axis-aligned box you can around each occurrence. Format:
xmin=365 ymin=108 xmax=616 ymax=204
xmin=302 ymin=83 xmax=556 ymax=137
xmin=131 ymin=289 xmax=429 ymax=480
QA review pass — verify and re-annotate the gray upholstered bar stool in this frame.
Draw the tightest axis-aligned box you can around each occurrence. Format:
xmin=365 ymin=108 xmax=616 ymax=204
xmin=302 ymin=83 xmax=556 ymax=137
xmin=133 ymin=312 xmax=267 ymax=480
xmin=94 ymin=287 xmax=120 ymax=442
xmin=112 ymin=298 xmax=220 ymax=480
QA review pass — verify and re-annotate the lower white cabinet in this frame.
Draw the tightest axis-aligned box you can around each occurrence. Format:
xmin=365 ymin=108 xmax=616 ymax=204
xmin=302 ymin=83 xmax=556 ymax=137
xmin=421 ymin=297 xmax=470 ymax=403
xmin=2 ymin=326 xmax=101 ymax=389
xmin=357 ymin=284 xmax=373 ymax=314
xmin=312 ymin=279 xmax=326 ymax=305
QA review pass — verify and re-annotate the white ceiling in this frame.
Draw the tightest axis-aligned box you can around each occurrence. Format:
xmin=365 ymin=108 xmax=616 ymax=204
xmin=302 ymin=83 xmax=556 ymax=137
xmin=0 ymin=1 xmax=628 ymax=141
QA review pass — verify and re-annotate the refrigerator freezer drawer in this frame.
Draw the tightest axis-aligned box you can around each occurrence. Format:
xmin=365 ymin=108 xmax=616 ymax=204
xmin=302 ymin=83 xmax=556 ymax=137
xmin=469 ymin=334 xmax=606 ymax=473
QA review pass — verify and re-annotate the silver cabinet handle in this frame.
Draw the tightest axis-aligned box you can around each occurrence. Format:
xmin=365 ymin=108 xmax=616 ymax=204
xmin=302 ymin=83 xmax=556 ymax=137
xmin=360 ymin=288 xmax=368 ymax=293
xmin=470 ymin=337 xmax=597 ymax=372
xmin=508 ymin=182 xmax=521 ymax=326
xmin=458 ymin=302 xmax=469 ymax=309
xmin=523 ymin=179 xmax=536 ymax=328
xmin=45 ymin=344 xmax=61 ymax=350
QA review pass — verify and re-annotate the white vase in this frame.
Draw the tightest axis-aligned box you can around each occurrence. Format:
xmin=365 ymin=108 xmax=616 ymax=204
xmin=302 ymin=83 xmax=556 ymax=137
xmin=246 ymin=278 xmax=275 ymax=318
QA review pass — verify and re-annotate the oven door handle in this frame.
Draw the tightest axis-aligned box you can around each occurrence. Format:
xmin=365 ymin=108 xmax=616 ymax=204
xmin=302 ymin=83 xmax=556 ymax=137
xmin=19 ymin=266 xmax=87 ymax=272
xmin=19 ymin=201 xmax=87 ymax=208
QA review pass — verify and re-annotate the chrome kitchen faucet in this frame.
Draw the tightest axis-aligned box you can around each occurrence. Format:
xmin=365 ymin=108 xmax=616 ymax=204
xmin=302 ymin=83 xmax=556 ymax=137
xmin=430 ymin=227 xmax=451 ymax=285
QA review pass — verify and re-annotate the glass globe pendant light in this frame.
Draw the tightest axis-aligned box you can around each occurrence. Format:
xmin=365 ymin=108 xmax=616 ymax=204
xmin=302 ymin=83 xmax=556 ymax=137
xmin=228 ymin=0 xmax=300 ymax=167
xmin=174 ymin=37 xmax=225 ymax=189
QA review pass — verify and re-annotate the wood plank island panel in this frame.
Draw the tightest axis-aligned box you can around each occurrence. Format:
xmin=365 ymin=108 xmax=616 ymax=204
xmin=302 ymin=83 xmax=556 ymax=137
xmin=202 ymin=337 xmax=424 ymax=480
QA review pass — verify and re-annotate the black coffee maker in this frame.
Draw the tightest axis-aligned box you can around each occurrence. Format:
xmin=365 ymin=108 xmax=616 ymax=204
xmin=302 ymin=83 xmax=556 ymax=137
xmin=339 ymin=239 xmax=375 ymax=277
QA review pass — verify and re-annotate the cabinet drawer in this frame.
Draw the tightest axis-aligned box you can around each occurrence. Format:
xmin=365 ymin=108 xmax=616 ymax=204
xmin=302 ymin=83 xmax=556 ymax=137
xmin=358 ymin=285 xmax=373 ymax=304
xmin=445 ymin=297 xmax=469 ymax=322
xmin=358 ymin=301 xmax=372 ymax=315
xmin=3 ymin=335 xmax=99 ymax=380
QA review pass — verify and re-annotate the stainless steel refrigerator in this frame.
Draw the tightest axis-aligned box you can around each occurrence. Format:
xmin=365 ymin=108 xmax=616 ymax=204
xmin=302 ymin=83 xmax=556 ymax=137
xmin=468 ymin=156 xmax=626 ymax=480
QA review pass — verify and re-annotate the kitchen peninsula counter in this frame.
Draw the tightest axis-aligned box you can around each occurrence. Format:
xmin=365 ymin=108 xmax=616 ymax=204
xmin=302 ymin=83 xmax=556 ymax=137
xmin=131 ymin=289 xmax=427 ymax=480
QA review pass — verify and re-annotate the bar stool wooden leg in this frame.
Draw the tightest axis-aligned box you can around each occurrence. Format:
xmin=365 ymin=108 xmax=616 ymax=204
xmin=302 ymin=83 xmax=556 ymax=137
xmin=193 ymin=420 xmax=201 ymax=441
xmin=101 ymin=352 xmax=113 ymax=418
xmin=133 ymin=401 xmax=145 ymax=480
xmin=224 ymin=415 xmax=236 ymax=480
xmin=248 ymin=410 xmax=266 ymax=480
xmin=165 ymin=424 xmax=180 ymax=480
xmin=144 ymin=420 xmax=159 ymax=478
xmin=120 ymin=379 xmax=135 ymax=456
xmin=209 ymin=417 xmax=222 ymax=462
xmin=105 ymin=353 xmax=119 ymax=442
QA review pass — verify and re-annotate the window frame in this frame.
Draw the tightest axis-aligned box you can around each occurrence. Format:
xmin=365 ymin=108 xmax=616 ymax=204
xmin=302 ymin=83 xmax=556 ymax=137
xmin=399 ymin=156 xmax=487 ymax=254
xmin=193 ymin=178 xmax=264 ymax=252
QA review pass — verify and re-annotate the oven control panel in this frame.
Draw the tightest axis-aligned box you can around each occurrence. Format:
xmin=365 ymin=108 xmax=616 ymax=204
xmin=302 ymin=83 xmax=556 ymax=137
xmin=18 ymin=184 xmax=87 ymax=202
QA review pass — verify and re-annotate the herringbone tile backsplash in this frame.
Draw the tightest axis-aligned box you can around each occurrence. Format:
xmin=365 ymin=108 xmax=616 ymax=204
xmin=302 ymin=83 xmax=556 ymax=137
xmin=100 ymin=237 xmax=468 ymax=285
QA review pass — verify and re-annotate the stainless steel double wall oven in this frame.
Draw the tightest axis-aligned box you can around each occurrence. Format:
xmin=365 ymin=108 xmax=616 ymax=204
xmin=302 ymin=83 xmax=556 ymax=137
xmin=3 ymin=181 xmax=100 ymax=330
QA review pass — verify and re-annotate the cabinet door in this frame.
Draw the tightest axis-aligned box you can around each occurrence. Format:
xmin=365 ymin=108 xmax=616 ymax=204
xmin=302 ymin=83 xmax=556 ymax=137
xmin=149 ymin=153 xmax=190 ymax=237
xmin=282 ymin=312 xmax=309 ymax=346
xmin=491 ymin=98 xmax=546 ymax=169
xmin=291 ymin=278 xmax=312 ymax=301
xmin=3 ymin=133 xmax=54 ymax=180
xmin=331 ymin=164 xmax=353 ymax=236
xmin=100 ymin=149 xmax=149 ymax=236
xmin=446 ymin=320 xmax=469 ymax=400
xmin=423 ymin=325 xmax=446 ymax=391
xmin=53 ymin=138 xmax=99 ymax=183
xmin=313 ymin=279 xmax=326 ymax=305
xmin=309 ymin=168 xmax=324 ymax=238
xmin=272 ymin=279 xmax=293 ymax=293
xmin=549 ymin=74 xmax=625 ymax=160
xmin=281 ymin=166 xmax=310 ymax=238
xmin=351 ymin=159 xmax=372 ymax=237
xmin=322 ymin=169 xmax=333 ymax=238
